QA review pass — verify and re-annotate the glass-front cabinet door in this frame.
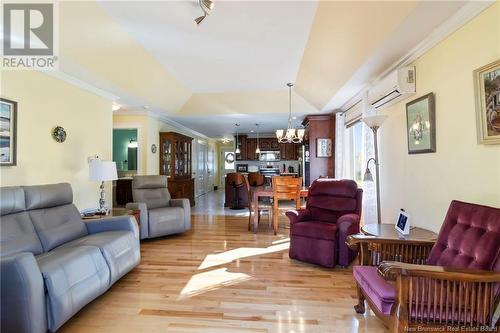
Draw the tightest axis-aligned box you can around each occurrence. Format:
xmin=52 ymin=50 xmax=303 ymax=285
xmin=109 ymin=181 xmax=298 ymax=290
xmin=162 ymin=138 xmax=172 ymax=177
xmin=159 ymin=132 xmax=193 ymax=180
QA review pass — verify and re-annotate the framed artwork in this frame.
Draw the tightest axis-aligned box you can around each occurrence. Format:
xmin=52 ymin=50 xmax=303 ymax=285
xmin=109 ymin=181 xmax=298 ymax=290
xmin=406 ymin=93 xmax=436 ymax=154
xmin=0 ymin=98 xmax=17 ymax=166
xmin=316 ymin=138 xmax=332 ymax=157
xmin=474 ymin=59 xmax=500 ymax=144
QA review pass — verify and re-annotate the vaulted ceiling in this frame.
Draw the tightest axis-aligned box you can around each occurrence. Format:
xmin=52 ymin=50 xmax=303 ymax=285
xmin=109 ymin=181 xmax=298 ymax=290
xmin=51 ymin=0 xmax=487 ymax=138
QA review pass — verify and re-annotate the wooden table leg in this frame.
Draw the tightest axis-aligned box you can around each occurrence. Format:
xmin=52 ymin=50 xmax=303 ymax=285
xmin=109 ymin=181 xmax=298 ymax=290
xmin=252 ymin=191 xmax=259 ymax=233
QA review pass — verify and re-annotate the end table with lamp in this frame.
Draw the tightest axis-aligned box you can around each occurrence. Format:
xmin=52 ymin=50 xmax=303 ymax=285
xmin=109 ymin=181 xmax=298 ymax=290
xmin=89 ymin=159 xmax=117 ymax=213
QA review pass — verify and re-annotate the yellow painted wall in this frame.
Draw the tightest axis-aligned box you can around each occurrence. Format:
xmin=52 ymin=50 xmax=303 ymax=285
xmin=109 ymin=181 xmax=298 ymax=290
xmin=378 ymin=3 xmax=500 ymax=232
xmin=0 ymin=70 xmax=113 ymax=209
xmin=113 ymin=114 xmax=220 ymax=188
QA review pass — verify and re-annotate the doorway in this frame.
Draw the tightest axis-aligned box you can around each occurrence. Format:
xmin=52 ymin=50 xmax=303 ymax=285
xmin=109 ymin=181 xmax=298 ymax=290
xmin=112 ymin=128 xmax=139 ymax=178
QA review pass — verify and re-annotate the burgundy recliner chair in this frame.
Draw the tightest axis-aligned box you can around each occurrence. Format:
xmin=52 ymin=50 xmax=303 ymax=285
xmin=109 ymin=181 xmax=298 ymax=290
xmin=286 ymin=179 xmax=363 ymax=268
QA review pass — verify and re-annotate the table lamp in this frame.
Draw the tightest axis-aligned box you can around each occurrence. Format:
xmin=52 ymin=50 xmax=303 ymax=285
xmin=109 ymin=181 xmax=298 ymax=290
xmin=89 ymin=159 xmax=117 ymax=213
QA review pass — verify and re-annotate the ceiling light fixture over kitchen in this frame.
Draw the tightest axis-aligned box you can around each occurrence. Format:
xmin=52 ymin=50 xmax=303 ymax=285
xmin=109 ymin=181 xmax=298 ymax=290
xmin=234 ymin=124 xmax=241 ymax=154
xmin=276 ymin=83 xmax=305 ymax=143
xmin=255 ymin=124 xmax=261 ymax=154
xmin=194 ymin=0 xmax=214 ymax=25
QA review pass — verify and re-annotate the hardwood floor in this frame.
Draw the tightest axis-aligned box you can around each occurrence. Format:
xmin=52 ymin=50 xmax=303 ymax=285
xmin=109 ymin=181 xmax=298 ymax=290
xmin=60 ymin=193 xmax=387 ymax=333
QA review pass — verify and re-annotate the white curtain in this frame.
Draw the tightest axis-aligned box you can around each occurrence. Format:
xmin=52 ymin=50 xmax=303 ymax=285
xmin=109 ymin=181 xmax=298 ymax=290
xmin=334 ymin=95 xmax=378 ymax=225
xmin=335 ymin=112 xmax=347 ymax=179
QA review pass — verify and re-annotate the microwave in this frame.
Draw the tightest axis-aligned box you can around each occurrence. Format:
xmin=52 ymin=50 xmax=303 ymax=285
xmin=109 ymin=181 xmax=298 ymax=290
xmin=259 ymin=151 xmax=281 ymax=162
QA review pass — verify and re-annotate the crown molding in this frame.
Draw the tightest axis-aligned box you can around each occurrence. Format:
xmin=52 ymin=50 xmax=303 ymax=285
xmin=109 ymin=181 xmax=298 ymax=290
xmin=41 ymin=69 xmax=119 ymax=101
xmin=148 ymin=111 xmax=210 ymax=140
xmin=115 ymin=109 xmax=210 ymax=140
xmin=340 ymin=0 xmax=494 ymax=112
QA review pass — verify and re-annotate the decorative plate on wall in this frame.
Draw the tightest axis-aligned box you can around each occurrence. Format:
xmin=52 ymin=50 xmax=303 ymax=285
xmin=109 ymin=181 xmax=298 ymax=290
xmin=52 ymin=126 xmax=67 ymax=143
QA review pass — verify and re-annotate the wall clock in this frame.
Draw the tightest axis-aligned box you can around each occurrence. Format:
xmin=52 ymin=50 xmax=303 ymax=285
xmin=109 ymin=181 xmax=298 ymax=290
xmin=52 ymin=126 xmax=67 ymax=143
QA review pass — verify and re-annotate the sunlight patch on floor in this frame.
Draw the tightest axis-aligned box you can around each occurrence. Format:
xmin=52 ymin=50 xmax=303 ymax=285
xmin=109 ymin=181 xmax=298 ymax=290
xmin=178 ymin=268 xmax=250 ymax=299
xmin=198 ymin=242 xmax=290 ymax=270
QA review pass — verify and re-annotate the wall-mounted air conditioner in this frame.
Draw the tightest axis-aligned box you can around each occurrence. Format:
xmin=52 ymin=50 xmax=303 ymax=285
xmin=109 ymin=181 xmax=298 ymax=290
xmin=368 ymin=66 xmax=416 ymax=109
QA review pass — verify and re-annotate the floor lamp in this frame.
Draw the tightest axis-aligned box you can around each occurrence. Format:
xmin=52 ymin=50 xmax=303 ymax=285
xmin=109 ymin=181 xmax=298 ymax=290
xmin=361 ymin=115 xmax=387 ymax=224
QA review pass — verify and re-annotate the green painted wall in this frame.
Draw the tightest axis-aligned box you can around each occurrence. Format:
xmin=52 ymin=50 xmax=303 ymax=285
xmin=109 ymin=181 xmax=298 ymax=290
xmin=113 ymin=129 xmax=137 ymax=171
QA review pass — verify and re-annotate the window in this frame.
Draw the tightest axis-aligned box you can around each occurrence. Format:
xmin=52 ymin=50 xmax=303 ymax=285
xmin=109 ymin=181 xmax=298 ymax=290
xmin=344 ymin=121 xmax=364 ymax=185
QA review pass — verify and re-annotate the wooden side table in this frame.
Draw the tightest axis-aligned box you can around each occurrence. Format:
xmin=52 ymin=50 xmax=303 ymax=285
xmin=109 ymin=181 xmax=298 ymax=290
xmin=82 ymin=208 xmax=140 ymax=226
xmin=357 ymin=224 xmax=437 ymax=266
xmin=361 ymin=223 xmax=437 ymax=241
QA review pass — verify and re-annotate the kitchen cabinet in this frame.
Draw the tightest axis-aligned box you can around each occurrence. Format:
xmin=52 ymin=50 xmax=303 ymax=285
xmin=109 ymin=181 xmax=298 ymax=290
xmin=238 ymin=137 xmax=299 ymax=161
xmin=259 ymin=139 xmax=271 ymax=150
xmin=235 ymin=135 xmax=248 ymax=160
xmin=246 ymin=138 xmax=258 ymax=160
xmin=280 ymin=142 xmax=299 ymax=160
xmin=302 ymin=115 xmax=335 ymax=182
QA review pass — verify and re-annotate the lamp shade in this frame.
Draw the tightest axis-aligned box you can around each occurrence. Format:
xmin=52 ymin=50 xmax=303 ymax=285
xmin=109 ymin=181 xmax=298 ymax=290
xmin=363 ymin=167 xmax=374 ymax=182
xmin=89 ymin=160 xmax=117 ymax=181
xmin=362 ymin=115 xmax=388 ymax=129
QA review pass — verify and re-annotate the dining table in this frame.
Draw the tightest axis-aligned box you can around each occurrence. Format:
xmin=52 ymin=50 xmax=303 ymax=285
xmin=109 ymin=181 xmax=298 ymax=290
xmin=250 ymin=185 xmax=309 ymax=233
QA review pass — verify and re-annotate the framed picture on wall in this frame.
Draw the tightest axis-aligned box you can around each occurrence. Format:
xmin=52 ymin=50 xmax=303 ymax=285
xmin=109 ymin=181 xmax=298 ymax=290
xmin=406 ymin=93 xmax=436 ymax=154
xmin=316 ymin=138 xmax=332 ymax=157
xmin=0 ymin=98 xmax=17 ymax=166
xmin=474 ymin=59 xmax=500 ymax=144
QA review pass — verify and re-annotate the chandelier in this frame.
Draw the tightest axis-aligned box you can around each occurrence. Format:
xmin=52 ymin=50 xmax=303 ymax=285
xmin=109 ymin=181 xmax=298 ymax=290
xmin=276 ymin=83 xmax=305 ymax=143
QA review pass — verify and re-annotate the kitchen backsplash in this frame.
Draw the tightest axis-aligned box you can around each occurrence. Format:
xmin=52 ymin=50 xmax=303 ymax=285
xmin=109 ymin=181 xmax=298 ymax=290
xmin=236 ymin=160 xmax=300 ymax=173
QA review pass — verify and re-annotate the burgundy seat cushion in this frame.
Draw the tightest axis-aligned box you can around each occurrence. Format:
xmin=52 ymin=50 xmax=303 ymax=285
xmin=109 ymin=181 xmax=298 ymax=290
xmin=291 ymin=221 xmax=337 ymax=241
xmin=353 ymin=266 xmax=395 ymax=315
xmin=427 ymin=200 xmax=500 ymax=271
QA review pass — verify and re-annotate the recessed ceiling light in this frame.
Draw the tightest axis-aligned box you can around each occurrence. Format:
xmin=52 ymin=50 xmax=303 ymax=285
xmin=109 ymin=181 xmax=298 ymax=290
xmin=292 ymin=116 xmax=297 ymax=120
xmin=112 ymin=104 xmax=121 ymax=111
xmin=250 ymin=130 xmax=254 ymax=133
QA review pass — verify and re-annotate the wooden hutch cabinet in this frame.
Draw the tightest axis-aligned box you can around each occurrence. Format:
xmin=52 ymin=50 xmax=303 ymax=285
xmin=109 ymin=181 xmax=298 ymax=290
xmin=159 ymin=132 xmax=195 ymax=206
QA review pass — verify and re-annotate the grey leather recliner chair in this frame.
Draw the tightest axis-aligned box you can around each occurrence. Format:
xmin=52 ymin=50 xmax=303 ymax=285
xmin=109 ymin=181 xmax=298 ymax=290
xmin=126 ymin=175 xmax=191 ymax=239
xmin=0 ymin=183 xmax=140 ymax=333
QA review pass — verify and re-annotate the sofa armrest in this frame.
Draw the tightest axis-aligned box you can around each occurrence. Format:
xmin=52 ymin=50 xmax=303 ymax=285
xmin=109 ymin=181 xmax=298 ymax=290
xmin=85 ymin=215 xmax=140 ymax=240
xmin=126 ymin=202 xmax=148 ymax=239
xmin=337 ymin=213 xmax=360 ymax=267
xmin=1 ymin=252 xmax=46 ymax=333
xmin=285 ymin=209 xmax=311 ymax=225
xmin=170 ymin=198 xmax=191 ymax=230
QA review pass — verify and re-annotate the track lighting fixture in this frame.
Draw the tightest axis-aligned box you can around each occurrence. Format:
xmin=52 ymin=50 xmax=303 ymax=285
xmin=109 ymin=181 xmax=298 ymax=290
xmin=195 ymin=0 xmax=214 ymax=25
xmin=194 ymin=14 xmax=206 ymax=25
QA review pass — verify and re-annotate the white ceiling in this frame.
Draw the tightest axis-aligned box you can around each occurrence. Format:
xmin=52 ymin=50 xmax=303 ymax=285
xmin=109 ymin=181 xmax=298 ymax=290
xmin=48 ymin=1 xmax=492 ymax=139
xmin=98 ymin=0 xmax=318 ymax=93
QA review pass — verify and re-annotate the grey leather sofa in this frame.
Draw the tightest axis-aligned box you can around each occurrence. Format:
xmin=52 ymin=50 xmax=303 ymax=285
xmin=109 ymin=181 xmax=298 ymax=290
xmin=0 ymin=183 xmax=140 ymax=333
xmin=126 ymin=175 xmax=191 ymax=239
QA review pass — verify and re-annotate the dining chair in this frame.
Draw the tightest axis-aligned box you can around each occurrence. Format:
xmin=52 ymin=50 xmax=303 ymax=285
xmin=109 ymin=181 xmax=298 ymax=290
xmin=272 ymin=176 xmax=302 ymax=235
xmin=243 ymin=175 xmax=272 ymax=231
